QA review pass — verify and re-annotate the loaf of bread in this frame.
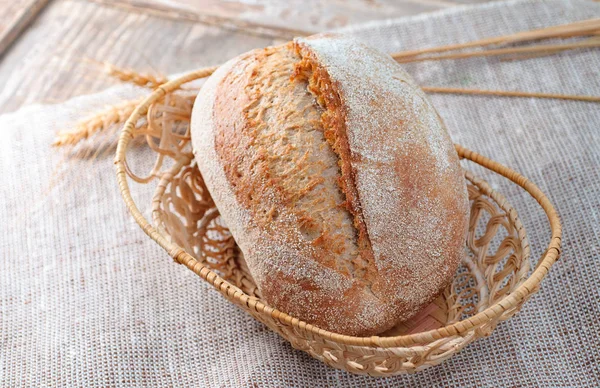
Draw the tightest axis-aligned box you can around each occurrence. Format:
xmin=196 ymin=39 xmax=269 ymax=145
xmin=191 ymin=33 xmax=469 ymax=336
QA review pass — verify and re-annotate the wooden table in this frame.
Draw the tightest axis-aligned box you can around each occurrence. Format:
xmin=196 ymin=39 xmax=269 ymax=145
xmin=0 ymin=0 xmax=492 ymax=114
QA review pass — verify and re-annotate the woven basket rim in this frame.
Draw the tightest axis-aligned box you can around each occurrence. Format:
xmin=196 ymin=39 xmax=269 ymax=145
xmin=114 ymin=67 xmax=562 ymax=349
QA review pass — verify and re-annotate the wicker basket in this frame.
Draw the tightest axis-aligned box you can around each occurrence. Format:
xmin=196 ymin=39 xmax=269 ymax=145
xmin=114 ymin=68 xmax=562 ymax=376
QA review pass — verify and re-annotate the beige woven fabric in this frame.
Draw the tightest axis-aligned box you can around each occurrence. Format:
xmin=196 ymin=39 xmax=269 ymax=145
xmin=2 ymin=0 xmax=599 ymax=386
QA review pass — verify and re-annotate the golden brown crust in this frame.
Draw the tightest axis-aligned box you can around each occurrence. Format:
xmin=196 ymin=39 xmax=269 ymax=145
xmin=191 ymin=34 xmax=470 ymax=336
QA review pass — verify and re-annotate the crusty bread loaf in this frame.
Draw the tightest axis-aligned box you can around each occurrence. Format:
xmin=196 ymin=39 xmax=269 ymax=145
xmin=191 ymin=33 xmax=469 ymax=336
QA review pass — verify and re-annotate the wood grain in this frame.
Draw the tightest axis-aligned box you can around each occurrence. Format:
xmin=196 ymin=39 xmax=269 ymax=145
xmin=88 ymin=0 xmax=311 ymax=40
xmin=93 ymin=0 xmax=461 ymax=35
xmin=0 ymin=0 xmax=51 ymax=57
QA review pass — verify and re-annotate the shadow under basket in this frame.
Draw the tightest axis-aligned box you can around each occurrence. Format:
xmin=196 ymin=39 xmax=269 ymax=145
xmin=115 ymin=68 xmax=562 ymax=376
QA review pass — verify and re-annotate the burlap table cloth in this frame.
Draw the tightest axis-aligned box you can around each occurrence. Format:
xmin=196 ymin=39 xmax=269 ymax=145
xmin=2 ymin=0 xmax=599 ymax=386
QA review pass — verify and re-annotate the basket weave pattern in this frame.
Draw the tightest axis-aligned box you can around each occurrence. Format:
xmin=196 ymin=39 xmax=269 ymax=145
xmin=115 ymin=69 xmax=561 ymax=376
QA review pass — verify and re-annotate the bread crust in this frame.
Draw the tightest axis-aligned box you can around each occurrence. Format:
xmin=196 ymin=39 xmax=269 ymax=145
xmin=191 ymin=34 xmax=469 ymax=336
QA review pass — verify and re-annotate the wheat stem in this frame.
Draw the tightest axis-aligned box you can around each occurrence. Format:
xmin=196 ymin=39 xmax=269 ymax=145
xmin=395 ymin=40 xmax=600 ymax=63
xmin=391 ymin=18 xmax=600 ymax=60
xmin=500 ymin=36 xmax=600 ymax=61
xmin=422 ymin=86 xmax=600 ymax=102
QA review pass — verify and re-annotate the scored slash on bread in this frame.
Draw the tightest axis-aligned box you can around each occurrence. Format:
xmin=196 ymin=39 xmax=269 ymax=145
xmin=191 ymin=33 xmax=469 ymax=336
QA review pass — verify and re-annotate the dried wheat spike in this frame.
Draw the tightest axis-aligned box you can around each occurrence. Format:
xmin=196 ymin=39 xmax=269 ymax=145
xmin=53 ymin=99 xmax=141 ymax=147
xmin=103 ymin=62 xmax=168 ymax=89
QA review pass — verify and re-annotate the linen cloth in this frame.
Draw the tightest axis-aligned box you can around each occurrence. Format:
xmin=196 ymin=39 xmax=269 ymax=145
xmin=2 ymin=0 xmax=599 ymax=386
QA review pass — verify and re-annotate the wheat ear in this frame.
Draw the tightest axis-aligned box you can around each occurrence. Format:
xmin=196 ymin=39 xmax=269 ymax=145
xmin=102 ymin=62 xmax=168 ymax=89
xmin=53 ymin=99 xmax=142 ymax=147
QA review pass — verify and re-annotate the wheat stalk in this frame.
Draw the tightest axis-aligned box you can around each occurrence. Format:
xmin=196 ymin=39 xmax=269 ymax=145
xmin=395 ymin=40 xmax=600 ymax=63
xmin=391 ymin=18 xmax=600 ymax=60
xmin=500 ymin=36 xmax=600 ymax=61
xmin=421 ymin=87 xmax=600 ymax=102
xmin=53 ymin=99 xmax=142 ymax=147
xmin=102 ymin=62 xmax=168 ymax=88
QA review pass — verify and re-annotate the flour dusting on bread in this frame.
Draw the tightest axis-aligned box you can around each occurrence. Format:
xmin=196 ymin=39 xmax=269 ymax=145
xmin=294 ymin=34 xmax=468 ymax=309
xmin=191 ymin=34 xmax=469 ymax=336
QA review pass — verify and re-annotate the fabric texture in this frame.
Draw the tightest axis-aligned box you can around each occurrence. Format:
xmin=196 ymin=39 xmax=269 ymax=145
xmin=1 ymin=0 xmax=599 ymax=386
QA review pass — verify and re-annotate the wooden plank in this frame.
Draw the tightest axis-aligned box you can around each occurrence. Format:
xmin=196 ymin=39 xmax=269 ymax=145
xmin=0 ymin=0 xmax=51 ymax=57
xmin=88 ymin=0 xmax=311 ymax=40
xmin=90 ymin=0 xmax=468 ymax=36
xmin=0 ymin=0 xmax=275 ymax=114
